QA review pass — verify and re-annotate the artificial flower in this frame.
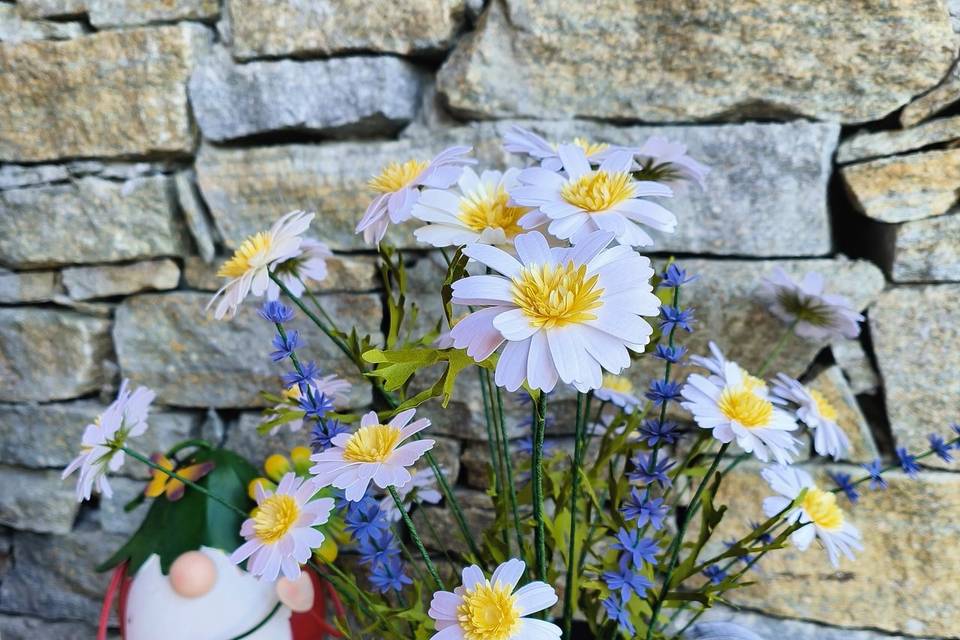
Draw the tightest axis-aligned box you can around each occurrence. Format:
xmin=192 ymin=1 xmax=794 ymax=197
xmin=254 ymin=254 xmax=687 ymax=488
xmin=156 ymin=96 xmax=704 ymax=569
xmin=502 ymin=124 xmax=622 ymax=171
xmin=309 ymin=408 xmax=435 ymax=501
xmin=702 ymin=564 xmax=727 ymax=584
xmin=620 ymin=489 xmax=669 ymax=530
xmin=638 ymin=418 xmax=681 ymax=446
xmin=929 ymin=433 xmax=954 ymax=463
xmin=681 ymin=362 xmax=799 ymax=464
xmin=412 ymin=167 xmax=535 ymax=248
xmin=601 ymin=595 xmax=635 ymax=636
xmin=612 ymin=527 xmax=660 ymax=569
xmin=510 ymin=144 xmax=675 ymax=247
xmin=628 ymin=452 xmax=675 ymax=488
xmin=594 ymin=374 xmax=642 ymax=413
xmin=258 ymin=300 xmax=294 ymax=324
xmin=659 ymin=263 xmax=697 ymax=288
xmin=632 ymin=135 xmax=710 ymax=188
xmin=62 ymin=380 xmax=155 ymax=502
xmin=450 ymin=230 xmax=660 ymax=392
xmin=603 ymin=556 xmax=653 ymax=600
xmin=207 ymin=210 xmax=314 ymax=320
xmin=344 ymin=496 xmax=390 ymax=543
xmin=267 ymin=238 xmax=334 ymax=298
xmin=378 ymin=467 xmax=442 ymax=523
xmin=356 ymin=146 xmax=475 ymax=245
xmin=772 ymin=374 xmax=850 ymax=460
xmin=263 ymin=374 xmax=351 ymax=435
xmin=369 ymin=556 xmax=413 ymax=594
xmin=427 ymin=558 xmax=561 ymax=640
xmin=897 ymin=447 xmax=921 ymax=478
xmin=761 ymin=268 xmax=863 ymax=341
xmin=761 ymin=465 xmax=862 ymax=568
xmin=143 ymin=453 xmax=214 ymax=501
xmin=862 ymin=459 xmax=887 ymax=490
xmin=230 ymin=472 xmax=335 ymax=581
xmin=311 ymin=419 xmax=351 ymax=452
xmin=828 ymin=471 xmax=860 ymax=504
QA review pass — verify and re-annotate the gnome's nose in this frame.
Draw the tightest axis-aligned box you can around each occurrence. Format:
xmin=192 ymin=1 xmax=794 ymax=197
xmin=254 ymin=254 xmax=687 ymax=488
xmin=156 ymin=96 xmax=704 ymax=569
xmin=169 ymin=551 xmax=218 ymax=598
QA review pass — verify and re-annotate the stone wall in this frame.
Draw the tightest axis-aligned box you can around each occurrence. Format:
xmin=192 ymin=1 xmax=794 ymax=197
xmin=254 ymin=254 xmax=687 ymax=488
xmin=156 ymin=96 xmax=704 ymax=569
xmin=1 ymin=1 xmax=959 ymax=638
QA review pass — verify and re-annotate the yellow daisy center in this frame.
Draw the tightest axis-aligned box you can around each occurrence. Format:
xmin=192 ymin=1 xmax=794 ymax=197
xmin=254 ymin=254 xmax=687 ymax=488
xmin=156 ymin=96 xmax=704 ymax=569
xmin=342 ymin=424 xmax=403 ymax=463
xmin=809 ymin=388 xmax=838 ymax=421
xmin=718 ymin=387 xmax=773 ymax=428
xmin=457 ymin=582 xmax=522 ymax=640
xmin=602 ymin=374 xmax=633 ymax=394
xmin=740 ymin=369 xmax=767 ymax=393
xmin=802 ymin=487 xmax=844 ymax=530
xmin=253 ymin=494 xmax=300 ymax=544
xmin=458 ymin=186 xmax=527 ymax=236
xmin=512 ymin=261 xmax=604 ymax=330
xmin=217 ymin=232 xmax=273 ymax=279
xmin=369 ymin=159 xmax=429 ymax=193
xmin=560 ymin=170 xmax=634 ymax=213
xmin=572 ymin=137 xmax=610 ymax=157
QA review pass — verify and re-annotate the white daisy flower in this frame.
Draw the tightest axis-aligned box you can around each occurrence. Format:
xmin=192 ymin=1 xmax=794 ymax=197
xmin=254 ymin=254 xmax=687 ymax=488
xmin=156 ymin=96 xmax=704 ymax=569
xmin=450 ymin=230 xmax=660 ymax=393
xmin=772 ymin=374 xmax=850 ymax=460
xmin=309 ymin=408 xmax=435 ymax=501
xmin=355 ymin=146 xmax=475 ymax=245
xmin=427 ymin=558 xmax=561 ymax=640
xmin=412 ymin=167 xmax=538 ymax=248
xmin=761 ymin=267 xmax=863 ymax=341
xmin=680 ymin=362 xmax=799 ymax=464
xmin=267 ymin=238 xmax=334 ymax=299
xmin=62 ymin=380 xmax=155 ymax=502
xmin=265 ymin=375 xmax=353 ymax=435
xmin=502 ymin=124 xmax=623 ymax=171
xmin=594 ymin=374 xmax=642 ymax=413
xmin=632 ymin=135 xmax=710 ymax=188
xmin=690 ymin=341 xmax=768 ymax=392
xmin=378 ymin=467 xmax=443 ymax=523
xmin=511 ymin=144 xmax=675 ymax=248
xmin=207 ymin=210 xmax=315 ymax=320
xmin=230 ymin=472 xmax=335 ymax=582
xmin=761 ymin=465 xmax=862 ymax=567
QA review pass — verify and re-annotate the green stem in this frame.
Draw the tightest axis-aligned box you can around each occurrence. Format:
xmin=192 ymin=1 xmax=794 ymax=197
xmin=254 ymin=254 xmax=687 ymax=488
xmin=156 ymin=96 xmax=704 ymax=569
xmin=121 ymin=446 xmax=247 ymax=517
xmin=296 ymin=275 xmax=338 ymax=328
xmin=270 ymin=272 xmax=354 ymax=365
xmin=494 ymin=379 xmax=526 ymax=558
xmin=838 ymin=434 xmax=960 ymax=491
xmin=532 ymin=391 xmax=549 ymax=583
xmin=562 ymin=391 xmax=588 ymax=637
xmin=389 ymin=486 xmax=444 ymax=591
xmin=480 ymin=368 xmax=510 ymax=551
xmin=756 ymin=319 xmax=798 ymax=377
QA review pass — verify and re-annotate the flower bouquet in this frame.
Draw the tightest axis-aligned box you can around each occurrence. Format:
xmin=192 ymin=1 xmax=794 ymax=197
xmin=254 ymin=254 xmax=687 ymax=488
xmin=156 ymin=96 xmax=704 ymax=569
xmin=66 ymin=126 xmax=959 ymax=640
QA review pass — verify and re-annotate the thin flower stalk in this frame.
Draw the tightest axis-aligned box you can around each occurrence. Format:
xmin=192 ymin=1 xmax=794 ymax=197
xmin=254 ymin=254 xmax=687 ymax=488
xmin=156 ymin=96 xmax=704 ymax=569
xmin=388 ymin=485 xmax=445 ymax=591
xmin=562 ymin=390 xmax=590 ymax=637
xmin=532 ymin=391 xmax=549 ymax=584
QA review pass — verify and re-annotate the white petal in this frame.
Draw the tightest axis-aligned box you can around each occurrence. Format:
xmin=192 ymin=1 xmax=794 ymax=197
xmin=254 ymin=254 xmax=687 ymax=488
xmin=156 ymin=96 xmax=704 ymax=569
xmin=513 ymin=581 xmax=558 ymax=615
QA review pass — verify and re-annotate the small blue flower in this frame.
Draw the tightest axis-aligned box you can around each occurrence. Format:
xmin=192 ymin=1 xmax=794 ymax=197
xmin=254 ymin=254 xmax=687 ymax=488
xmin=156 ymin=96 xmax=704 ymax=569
xmin=345 ymin=497 xmax=389 ymax=543
xmin=750 ymin=521 xmax=774 ymax=545
xmin=828 ymin=471 xmax=860 ymax=504
xmin=601 ymin=595 xmax=635 ymax=636
xmin=645 ymin=380 xmax=682 ymax=406
xmin=639 ymin=418 xmax=680 ymax=446
xmin=603 ymin=556 xmax=653 ymax=602
xmin=270 ymin=330 xmax=301 ymax=362
xmin=659 ymin=305 xmax=695 ymax=334
xmin=653 ymin=344 xmax=687 ymax=364
xmin=282 ymin=360 xmax=320 ymax=388
xmin=311 ymin=418 xmax=350 ymax=452
xmin=369 ymin=557 xmax=412 ymax=593
xmin=862 ymin=459 xmax=887 ymax=490
xmin=628 ymin=452 xmax=675 ymax=488
xmin=620 ymin=489 xmax=669 ymax=531
xmin=358 ymin=529 xmax=401 ymax=566
xmin=258 ymin=300 xmax=294 ymax=324
xmin=612 ymin=527 xmax=660 ymax=569
xmin=702 ymin=564 xmax=727 ymax=585
xmin=660 ymin=264 xmax=697 ymax=289
xmin=897 ymin=447 xmax=920 ymax=478
xmin=929 ymin=434 xmax=953 ymax=463
xmin=299 ymin=390 xmax=334 ymax=420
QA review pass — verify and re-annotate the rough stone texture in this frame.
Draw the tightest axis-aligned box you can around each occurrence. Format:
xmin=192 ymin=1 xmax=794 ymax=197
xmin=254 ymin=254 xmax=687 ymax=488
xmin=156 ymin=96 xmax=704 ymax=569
xmin=841 ymin=149 xmax=960 ymax=223
xmin=0 ymin=615 xmax=111 ymax=640
xmin=0 ymin=4 xmax=85 ymax=42
xmin=0 ymin=270 xmax=60 ymax=303
xmin=691 ymin=607 xmax=931 ymax=640
xmin=412 ymin=488 xmax=493 ymax=556
xmin=87 ymin=0 xmax=219 ymax=28
xmin=0 ymin=25 xmax=210 ymax=162
xmin=228 ymin=0 xmax=466 ymax=60
xmin=806 ymin=366 xmax=879 ymax=463
xmin=183 ymin=254 xmax=378 ymax=292
xmin=198 ymin=119 xmax=836 ymax=255
xmin=62 ymin=259 xmax=180 ymax=301
xmin=872 ymin=286 xmax=960 ymax=469
xmin=0 ymin=176 xmax=189 ymax=268
xmin=175 ymin=171 xmax=217 ymax=263
xmin=714 ymin=466 xmax=960 ymax=638
xmin=0 ymin=526 xmax=127 ymax=622
xmin=437 ymin=0 xmax=956 ymax=124
xmin=16 ymin=0 xmax=85 ymax=18
xmin=190 ymin=49 xmax=427 ymax=142
xmin=0 ymin=308 xmax=110 ymax=402
xmin=838 ymin=114 xmax=960 ymax=164
xmin=831 ymin=340 xmax=881 ymax=396
xmin=0 ymin=466 xmax=78 ymax=534
xmin=0 ymin=163 xmax=70 ymax=189
xmin=901 ymin=63 xmax=960 ymax=127
xmin=0 ymin=401 xmax=199 ymax=473
xmin=890 ymin=213 xmax=960 ymax=282
xmin=98 ymin=476 xmax=150 ymax=536
xmin=114 ymin=292 xmax=381 ymax=408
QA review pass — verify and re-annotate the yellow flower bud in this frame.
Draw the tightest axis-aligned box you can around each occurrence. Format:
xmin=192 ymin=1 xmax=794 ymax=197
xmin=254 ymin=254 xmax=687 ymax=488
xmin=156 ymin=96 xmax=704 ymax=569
xmin=247 ymin=477 xmax=275 ymax=501
xmin=290 ymin=446 xmax=312 ymax=475
xmin=263 ymin=454 xmax=291 ymax=482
